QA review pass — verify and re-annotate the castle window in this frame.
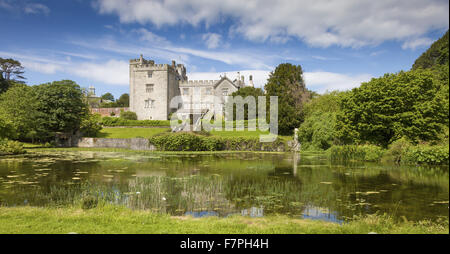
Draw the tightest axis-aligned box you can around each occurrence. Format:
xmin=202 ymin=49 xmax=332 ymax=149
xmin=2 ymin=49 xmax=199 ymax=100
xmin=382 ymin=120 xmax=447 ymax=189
xmin=183 ymin=88 xmax=189 ymax=95
xmin=222 ymin=88 xmax=229 ymax=96
xmin=147 ymin=71 xmax=153 ymax=78
xmin=206 ymin=88 xmax=212 ymax=95
xmin=145 ymin=99 xmax=155 ymax=108
xmin=146 ymin=84 xmax=154 ymax=93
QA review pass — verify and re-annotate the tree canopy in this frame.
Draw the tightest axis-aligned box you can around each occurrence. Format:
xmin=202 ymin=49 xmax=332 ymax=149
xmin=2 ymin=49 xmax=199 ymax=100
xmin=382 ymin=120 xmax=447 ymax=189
xmin=264 ymin=63 xmax=311 ymax=135
xmin=0 ymin=57 xmax=25 ymax=82
xmin=412 ymin=30 xmax=449 ymax=70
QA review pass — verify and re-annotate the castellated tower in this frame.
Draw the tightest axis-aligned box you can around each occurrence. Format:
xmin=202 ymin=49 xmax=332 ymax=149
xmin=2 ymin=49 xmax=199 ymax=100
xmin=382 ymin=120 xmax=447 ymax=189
xmin=129 ymin=55 xmax=186 ymax=120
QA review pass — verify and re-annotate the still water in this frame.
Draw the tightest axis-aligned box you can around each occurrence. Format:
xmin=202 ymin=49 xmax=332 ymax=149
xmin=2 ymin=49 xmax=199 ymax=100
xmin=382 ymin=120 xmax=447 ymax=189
xmin=0 ymin=151 xmax=448 ymax=223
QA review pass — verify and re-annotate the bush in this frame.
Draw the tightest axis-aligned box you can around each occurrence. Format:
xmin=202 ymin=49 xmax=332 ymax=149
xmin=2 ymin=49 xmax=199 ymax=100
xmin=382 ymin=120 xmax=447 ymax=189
xmin=120 ymin=111 xmax=138 ymax=120
xmin=149 ymin=133 xmax=286 ymax=151
xmin=101 ymin=117 xmax=170 ymax=127
xmin=329 ymin=145 xmax=385 ymax=162
xmin=403 ymin=145 xmax=449 ymax=165
xmin=0 ymin=139 xmax=26 ymax=155
xmin=382 ymin=138 xmax=413 ymax=164
xmin=80 ymin=113 xmax=103 ymax=137
xmin=81 ymin=195 xmax=98 ymax=210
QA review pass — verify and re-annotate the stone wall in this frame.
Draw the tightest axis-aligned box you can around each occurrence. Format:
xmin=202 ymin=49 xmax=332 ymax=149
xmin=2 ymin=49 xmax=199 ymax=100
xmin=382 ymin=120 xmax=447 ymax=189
xmin=76 ymin=138 xmax=156 ymax=151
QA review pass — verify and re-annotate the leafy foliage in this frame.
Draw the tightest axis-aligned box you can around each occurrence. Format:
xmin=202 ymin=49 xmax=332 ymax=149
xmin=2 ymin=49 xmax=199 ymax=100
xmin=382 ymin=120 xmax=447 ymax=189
xmin=335 ymin=69 xmax=448 ymax=147
xmin=101 ymin=117 xmax=170 ymax=127
xmin=101 ymin=93 xmax=114 ymax=101
xmin=0 ymin=83 xmax=39 ymax=140
xmin=329 ymin=145 xmax=385 ymax=162
xmin=33 ymin=80 xmax=88 ymax=140
xmin=149 ymin=133 xmax=286 ymax=151
xmin=0 ymin=57 xmax=25 ymax=82
xmin=0 ymin=139 xmax=25 ymax=155
xmin=120 ymin=111 xmax=138 ymax=120
xmin=412 ymin=30 xmax=449 ymax=70
xmin=80 ymin=113 xmax=103 ymax=137
xmin=227 ymin=86 xmax=265 ymax=120
xmin=264 ymin=63 xmax=311 ymax=135
xmin=298 ymin=91 xmax=344 ymax=150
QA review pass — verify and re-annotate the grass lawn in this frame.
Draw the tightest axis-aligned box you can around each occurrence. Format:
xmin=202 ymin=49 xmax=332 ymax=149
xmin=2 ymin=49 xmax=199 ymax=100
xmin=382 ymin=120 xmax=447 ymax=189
xmin=96 ymin=127 xmax=171 ymax=139
xmin=0 ymin=205 xmax=447 ymax=234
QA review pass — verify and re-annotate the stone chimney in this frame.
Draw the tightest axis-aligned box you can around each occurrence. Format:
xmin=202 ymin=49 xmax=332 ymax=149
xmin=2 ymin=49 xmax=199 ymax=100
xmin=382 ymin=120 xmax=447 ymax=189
xmin=139 ymin=54 xmax=143 ymax=65
xmin=172 ymin=60 xmax=176 ymax=67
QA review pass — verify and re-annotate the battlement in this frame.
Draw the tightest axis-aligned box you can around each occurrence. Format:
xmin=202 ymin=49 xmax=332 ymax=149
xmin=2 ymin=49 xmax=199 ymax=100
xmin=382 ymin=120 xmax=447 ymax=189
xmin=180 ymin=80 xmax=218 ymax=86
xmin=130 ymin=55 xmax=185 ymax=73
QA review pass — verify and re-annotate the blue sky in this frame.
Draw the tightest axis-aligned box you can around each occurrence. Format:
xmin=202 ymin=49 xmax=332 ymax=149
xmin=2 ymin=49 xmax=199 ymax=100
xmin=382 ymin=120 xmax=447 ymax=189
xmin=0 ymin=0 xmax=448 ymax=99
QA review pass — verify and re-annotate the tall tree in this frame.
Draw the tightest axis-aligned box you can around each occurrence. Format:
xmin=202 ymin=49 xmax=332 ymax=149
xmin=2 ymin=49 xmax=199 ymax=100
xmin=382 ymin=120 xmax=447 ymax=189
xmin=101 ymin=92 xmax=115 ymax=101
xmin=0 ymin=58 xmax=25 ymax=82
xmin=264 ymin=63 xmax=311 ymax=135
xmin=33 ymin=80 xmax=88 ymax=140
xmin=335 ymin=69 xmax=448 ymax=147
xmin=116 ymin=93 xmax=130 ymax=107
xmin=0 ymin=83 xmax=39 ymax=140
xmin=412 ymin=30 xmax=449 ymax=70
xmin=228 ymin=86 xmax=265 ymax=120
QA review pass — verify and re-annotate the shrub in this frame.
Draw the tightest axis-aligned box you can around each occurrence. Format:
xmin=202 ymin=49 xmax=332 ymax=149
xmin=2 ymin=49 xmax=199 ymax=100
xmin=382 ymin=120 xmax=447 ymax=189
xmin=81 ymin=195 xmax=98 ymax=210
xmin=149 ymin=133 xmax=286 ymax=151
xmin=101 ymin=117 xmax=170 ymax=127
xmin=403 ymin=145 xmax=449 ymax=165
xmin=382 ymin=137 xmax=413 ymax=163
xmin=120 ymin=111 xmax=138 ymax=120
xmin=0 ymin=139 xmax=26 ymax=155
xmin=80 ymin=113 xmax=103 ymax=137
xmin=329 ymin=145 xmax=385 ymax=162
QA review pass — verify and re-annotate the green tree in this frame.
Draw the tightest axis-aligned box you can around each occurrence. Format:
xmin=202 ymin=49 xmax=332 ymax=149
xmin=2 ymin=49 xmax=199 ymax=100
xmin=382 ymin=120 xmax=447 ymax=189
xmin=264 ymin=63 xmax=311 ymax=135
xmin=80 ymin=113 xmax=103 ymax=137
xmin=412 ymin=30 xmax=449 ymax=70
xmin=101 ymin=92 xmax=115 ymax=101
xmin=0 ymin=58 xmax=25 ymax=82
xmin=116 ymin=93 xmax=130 ymax=107
xmin=298 ymin=91 xmax=345 ymax=150
xmin=33 ymin=80 xmax=88 ymax=140
xmin=228 ymin=86 xmax=265 ymax=120
xmin=335 ymin=69 xmax=448 ymax=147
xmin=0 ymin=83 xmax=39 ymax=140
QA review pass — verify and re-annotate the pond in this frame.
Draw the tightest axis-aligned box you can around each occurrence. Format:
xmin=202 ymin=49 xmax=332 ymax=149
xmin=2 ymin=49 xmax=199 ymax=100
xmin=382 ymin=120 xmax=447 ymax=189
xmin=0 ymin=151 xmax=448 ymax=223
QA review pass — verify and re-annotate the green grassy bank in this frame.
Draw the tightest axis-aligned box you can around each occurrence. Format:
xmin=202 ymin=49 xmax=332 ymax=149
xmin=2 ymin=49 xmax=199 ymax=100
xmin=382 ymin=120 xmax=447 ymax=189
xmin=0 ymin=206 xmax=447 ymax=234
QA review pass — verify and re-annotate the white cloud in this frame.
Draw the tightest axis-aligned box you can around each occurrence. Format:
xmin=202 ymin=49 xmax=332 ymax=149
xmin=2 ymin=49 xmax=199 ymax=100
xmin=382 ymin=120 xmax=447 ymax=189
xmin=24 ymin=3 xmax=50 ymax=15
xmin=21 ymin=60 xmax=62 ymax=74
xmin=188 ymin=70 xmax=271 ymax=88
xmin=304 ymin=72 xmax=372 ymax=93
xmin=132 ymin=28 xmax=169 ymax=45
xmin=401 ymin=37 xmax=434 ymax=50
xmin=189 ymin=70 xmax=372 ymax=93
xmin=70 ymin=60 xmax=129 ymax=86
xmin=202 ymin=33 xmax=222 ymax=49
xmin=94 ymin=0 xmax=449 ymax=48
xmin=165 ymin=46 xmax=272 ymax=69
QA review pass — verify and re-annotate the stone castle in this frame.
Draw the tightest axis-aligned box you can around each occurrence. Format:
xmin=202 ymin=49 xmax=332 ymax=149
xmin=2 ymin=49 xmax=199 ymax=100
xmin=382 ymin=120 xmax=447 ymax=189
xmin=130 ymin=55 xmax=254 ymax=121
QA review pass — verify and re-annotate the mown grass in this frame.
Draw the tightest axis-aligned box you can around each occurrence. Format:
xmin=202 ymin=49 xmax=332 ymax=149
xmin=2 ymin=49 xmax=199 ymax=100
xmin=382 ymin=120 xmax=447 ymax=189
xmin=96 ymin=127 xmax=171 ymax=139
xmin=0 ymin=205 xmax=447 ymax=234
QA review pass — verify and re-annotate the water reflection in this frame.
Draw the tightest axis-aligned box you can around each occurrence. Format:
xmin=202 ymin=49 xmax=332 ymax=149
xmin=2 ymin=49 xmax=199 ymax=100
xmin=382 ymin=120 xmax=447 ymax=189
xmin=0 ymin=151 xmax=448 ymax=222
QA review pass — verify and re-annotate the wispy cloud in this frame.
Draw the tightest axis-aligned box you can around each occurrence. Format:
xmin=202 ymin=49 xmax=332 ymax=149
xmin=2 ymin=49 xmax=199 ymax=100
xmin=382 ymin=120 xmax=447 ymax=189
xmin=401 ymin=37 xmax=434 ymax=50
xmin=94 ymin=0 xmax=449 ymax=48
xmin=24 ymin=3 xmax=50 ymax=15
xmin=202 ymin=33 xmax=222 ymax=49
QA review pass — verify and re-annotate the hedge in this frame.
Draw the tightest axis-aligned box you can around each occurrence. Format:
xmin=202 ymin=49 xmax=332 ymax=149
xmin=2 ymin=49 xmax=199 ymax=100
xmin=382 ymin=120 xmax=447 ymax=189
xmin=149 ymin=132 xmax=287 ymax=151
xmin=101 ymin=117 xmax=170 ymax=127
